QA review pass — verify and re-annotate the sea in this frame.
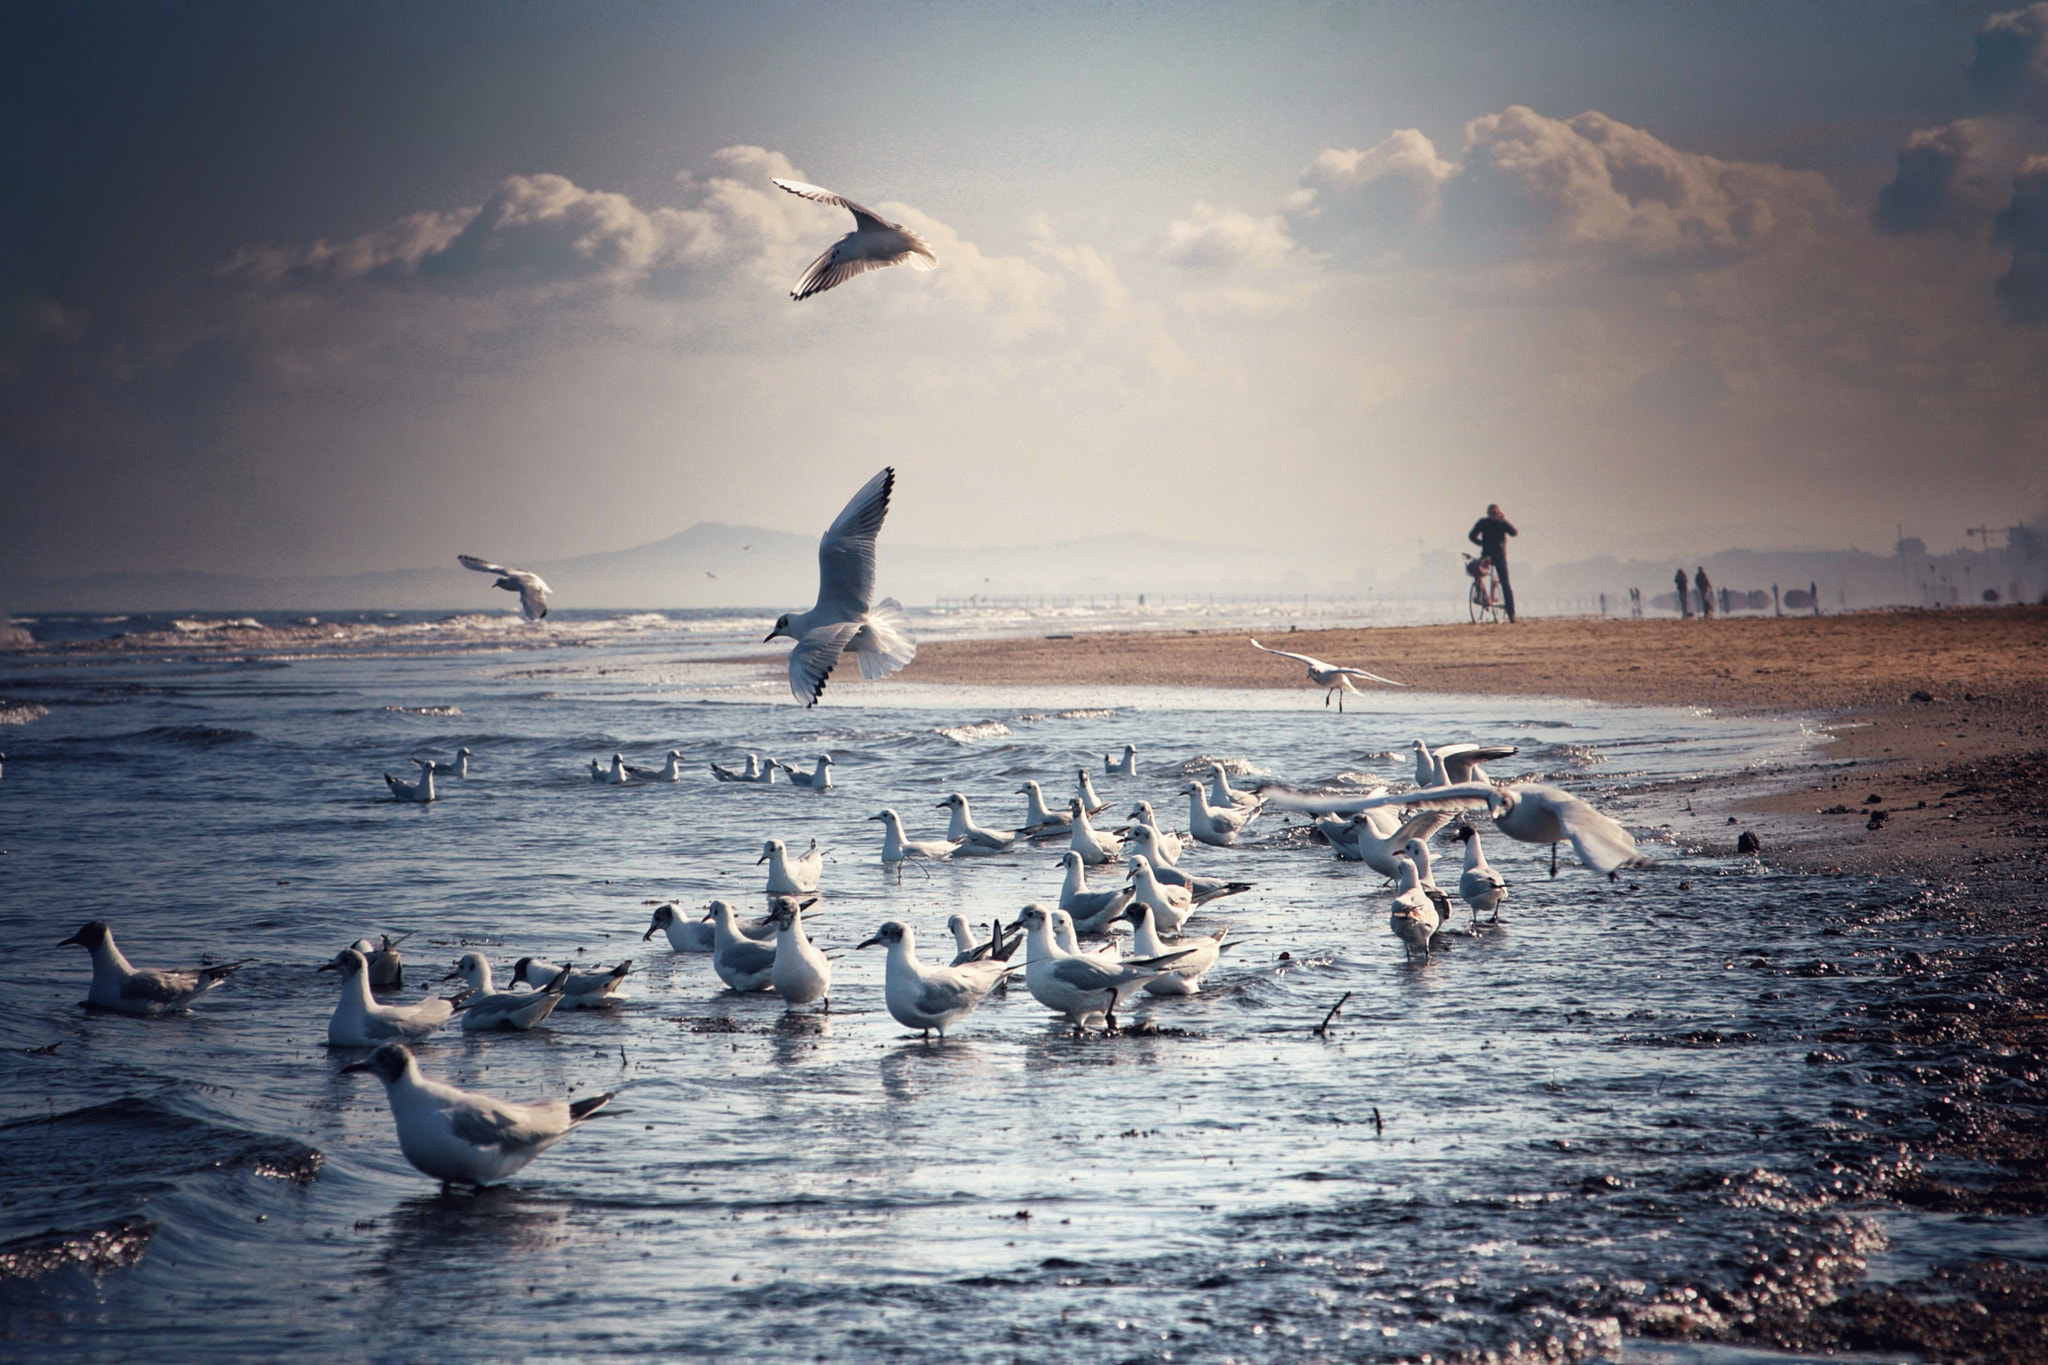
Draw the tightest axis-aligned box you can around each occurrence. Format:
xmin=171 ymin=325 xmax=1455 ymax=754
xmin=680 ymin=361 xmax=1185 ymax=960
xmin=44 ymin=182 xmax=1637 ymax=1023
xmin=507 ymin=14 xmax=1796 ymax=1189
xmin=0 ymin=606 xmax=1984 ymax=1362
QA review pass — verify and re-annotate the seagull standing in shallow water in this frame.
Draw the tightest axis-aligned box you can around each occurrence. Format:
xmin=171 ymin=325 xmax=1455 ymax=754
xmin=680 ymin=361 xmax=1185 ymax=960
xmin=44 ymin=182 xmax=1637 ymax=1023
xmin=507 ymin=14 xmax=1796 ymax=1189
xmin=765 ymin=467 xmax=916 ymax=707
xmin=1248 ymin=638 xmax=1407 ymax=711
xmin=457 ymin=555 xmax=551 ymax=621
xmin=773 ymin=178 xmax=938 ymax=301
xmin=340 ymin=1042 xmax=613 ymax=1192
xmin=859 ymin=922 xmax=1014 ymax=1039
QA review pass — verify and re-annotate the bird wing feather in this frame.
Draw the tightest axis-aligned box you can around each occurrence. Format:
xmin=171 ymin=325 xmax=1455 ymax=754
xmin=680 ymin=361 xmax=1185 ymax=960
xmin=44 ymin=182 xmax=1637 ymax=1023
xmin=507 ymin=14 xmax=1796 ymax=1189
xmin=788 ymin=620 xmax=865 ymax=707
xmin=813 ymin=466 xmax=892 ymax=617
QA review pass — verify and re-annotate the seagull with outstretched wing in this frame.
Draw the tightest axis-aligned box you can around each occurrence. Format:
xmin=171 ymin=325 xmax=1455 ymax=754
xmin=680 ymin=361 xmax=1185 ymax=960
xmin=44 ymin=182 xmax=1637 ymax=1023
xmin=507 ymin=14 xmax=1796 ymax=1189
xmin=458 ymin=555 xmax=551 ymax=621
xmin=773 ymin=178 xmax=938 ymax=301
xmin=765 ymin=467 xmax=916 ymax=706
xmin=1249 ymin=638 xmax=1406 ymax=712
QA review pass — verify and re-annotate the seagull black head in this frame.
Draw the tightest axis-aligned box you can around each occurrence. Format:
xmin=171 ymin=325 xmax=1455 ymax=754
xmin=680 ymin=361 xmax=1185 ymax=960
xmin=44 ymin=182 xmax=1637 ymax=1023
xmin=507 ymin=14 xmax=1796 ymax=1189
xmin=58 ymin=921 xmax=110 ymax=950
xmin=765 ymin=614 xmax=794 ymax=643
xmin=339 ymin=1042 xmax=414 ymax=1084
xmin=857 ymin=921 xmax=907 ymax=950
xmin=319 ymin=947 xmax=369 ymax=976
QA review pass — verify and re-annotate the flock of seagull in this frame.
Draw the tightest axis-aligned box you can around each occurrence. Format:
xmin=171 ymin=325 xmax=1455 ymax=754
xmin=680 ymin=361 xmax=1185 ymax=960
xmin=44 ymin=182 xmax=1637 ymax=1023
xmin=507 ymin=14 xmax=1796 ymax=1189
xmin=55 ymin=728 xmax=1644 ymax=1192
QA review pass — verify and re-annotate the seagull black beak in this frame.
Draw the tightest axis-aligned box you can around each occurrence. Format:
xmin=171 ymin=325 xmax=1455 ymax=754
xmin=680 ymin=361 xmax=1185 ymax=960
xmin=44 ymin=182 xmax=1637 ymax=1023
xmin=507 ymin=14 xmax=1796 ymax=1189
xmin=856 ymin=936 xmax=883 ymax=950
xmin=337 ymin=1059 xmax=374 ymax=1075
xmin=762 ymin=630 xmax=778 ymax=643
xmin=317 ymin=960 xmax=340 ymax=972
xmin=641 ymin=926 xmax=658 ymax=941
xmin=57 ymin=930 xmax=87 ymax=947
xmin=755 ymin=853 xmax=769 ymax=865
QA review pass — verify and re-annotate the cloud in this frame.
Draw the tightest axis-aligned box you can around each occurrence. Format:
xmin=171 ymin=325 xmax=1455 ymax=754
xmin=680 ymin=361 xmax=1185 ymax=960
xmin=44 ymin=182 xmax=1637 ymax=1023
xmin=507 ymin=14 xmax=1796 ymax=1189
xmin=1157 ymin=203 xmax=1298 ymax=273
xmin=1462 ymin=106 xmax=1842 ymax=260
xmin=1874 ymin=118 xmax=2017 ymax=235
xmin=1994 ymin=156 xmax=2048 ymax=322
xmin=1971 ymin=3 xmax=2048 ymax=112
xmin=1299 ymin=129 xmax=1462 ymax=222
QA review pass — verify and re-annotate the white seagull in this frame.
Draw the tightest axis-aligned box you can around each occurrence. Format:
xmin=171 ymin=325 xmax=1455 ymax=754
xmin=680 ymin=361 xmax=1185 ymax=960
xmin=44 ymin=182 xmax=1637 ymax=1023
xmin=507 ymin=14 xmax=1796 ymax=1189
xmin=595 ymin=753 xmax=632 ymax=785
xmin=858 ymin=921 xmax=1014 ymax=1039
xmin=767 ymin=896 xmax=832 ymax=1008
xmin=1182 ymin=782 xmax=1258 ymax=848
xmin=937 ymin=793 xmax=1019 ymax=853
xmin=444 ymin=953 xmax=568 ymax=1032
xmin=779 ymin=755 xmax=835 ymax=790
xmin=59 ymin=921 xmax=249 ymax=1015
xmin=710 ymin=754 xmax=775 ymax=783
xmin=1126 ymin=801 xmax=1183 ymax=864
xmin=1389 ymin=853 xmax=1451 ymax=963
xmin=1067 ymin=797 xmax=1124 ymax=865
xmin=1075 ymin=768 xmax=1109 ymax=816
xmin=1342 ymin=781 xmax=1645 ymax=878
xmin=1016 ymin=781 xmax=1073 ymax=835
xmin=773 ymin=178 xmax=938 ymax=301
xmin=623 ymin=751 xmax=685 ymax=782
xmin=1050 ymin=908 xmax=1121 ymax=963
xmin=1207 ymin=764 xmax=1262 ymax=811
xmin=1248 ymin=638 xmax=1407 ymax=711
xmin=643 ymin=901 xmax=773 ymax=953
xmin=384 ymin=758 xmax=436 ymax=803
xmin=1054 ymin=849 xmax=1137 ymax=933
xmin=340 ymin=1043 xmax=613 ymax=1192
xmin=1122 ymin=901 xmax=1233 ymax=996
xmin=1455 ymin=825 xmax=1509 ymax=923
xmin=1124 ymin=854 xmax=1194 ymax=934
xmin=458 ymin=554 xmax=552 ymax=621
xmin=758 ymin=837 xmax=824 ymax=895
xmin=764 ymin=467 xmax=916 ymax=707
xmin=706 ymin=901 xmax=780 ymax=992
xmin=1105 ymin=744 xmax=1138 ymax=777
xmin=1009 ymin=905 xmax=1192 ymax=1034
xmin=510 ymin=957 xmax=632 ymax=1008
xmin=321 ymin=948 xmax=456 ymax=1048
xmin=1325 ymin=809 xmax=1456 ymax=879
xmin=870 ymin=808 xmax=959 ymax=866
xmin=1413 ymin=740 xmax=1519 ymax=788
xmin=424 ymin=747 xmax=473 ymax=778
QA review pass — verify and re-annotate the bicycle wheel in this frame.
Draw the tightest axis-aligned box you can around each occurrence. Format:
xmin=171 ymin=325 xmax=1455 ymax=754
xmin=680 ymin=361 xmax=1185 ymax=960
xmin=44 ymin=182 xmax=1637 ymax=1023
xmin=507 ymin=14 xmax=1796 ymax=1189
xmin=1469 ymin=579 xmax=1485 ymax=623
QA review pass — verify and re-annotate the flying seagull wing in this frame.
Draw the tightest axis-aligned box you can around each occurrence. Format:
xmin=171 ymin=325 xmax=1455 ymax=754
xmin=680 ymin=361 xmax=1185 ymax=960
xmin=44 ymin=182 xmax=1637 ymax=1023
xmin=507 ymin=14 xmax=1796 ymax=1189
xmin=814 ymin=466 xmax=892 ymax=618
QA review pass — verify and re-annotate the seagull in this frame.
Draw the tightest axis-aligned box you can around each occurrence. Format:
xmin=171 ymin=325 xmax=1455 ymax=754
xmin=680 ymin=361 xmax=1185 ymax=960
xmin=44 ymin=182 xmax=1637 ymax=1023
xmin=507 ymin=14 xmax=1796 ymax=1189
xmin=706 ymin=900 xmax=781 ymax=992
xmin=937 ymin=793 xmax=1019 ymax=852
xmin=1207 ymin=764 xmax=1262 ymax=810
xmin=339 ymin=1043 xmax=613 ymax=1192
xmin=588 ymin=758 xmax=606 ymax=783
xmin=780 ymin=755 xmax=835 ymax=790
xmin=509 ymin=957 xmax=632 ymax=1008
xmin=321 ymin=949 xmax=456 ymax=1048
xmin=1009 ymin=905 xmax=1193 ymax=1034
xmin=773 ymin=178 xmax=938 ymax=301
xmin=384 ymin=758 xmax=436 ymax=803
xmin=458 ymin=555 xmax=552 ymax=621
xmin=596 ymin=753 xmax=632 ymax=785
xmin=423 ymin=748 xmax=473 ymax=778
xmin=870 ymin=808 xmax=960 ymax=866
xmin=858 ymin=921 xmax=1014 ymax=1039
xmin=1389 ymin=853 xmax=1450 ymax=963
xmin=347 ymin=933 xmax=413 ymax=988
xmin=1050 ymin=908 xmax=1121 ymax=962
xmin=766 ymin=896 xmax=831 ymax=1007
xmin=1248 ymin=638 xmax=1407 ymax=711
xmin=759 ymin=838 xmax=823 ymax=895
xmin=1054 ymin=850 xmax=1137 ymax=933
xmin=1075 ymin=769 xmax=1109 ymax=816
xmin=946 ymin=914 xmax=1020 ymax=966
xmin=1454 ymin=825 xmax=1509 ymax=923
xmin=444 ymin=954 xmax=568 ymax=1032
xmin=1124 ymin=854 xmax=1194 ymax=934
xmin=1342 ymin=781 xmax=1644 ymax=878
xmin=1182 ymin=782 xmax=1258 ymax=848
xmin=1105 ymin=744 xmax=1138 ymax=777
xmin=1122 ymin=902 xmax=1233 ymax=996
xmin=1016 ymin=781 xmax=1074 ymax=835
xmin=624 ymin=751 xmax=686 ymax=782
xmin=764 ymin=467 xmax=916 ymax=707
xmin=643 ymin=902 xmax=772 ymax=953
xmin=710 ymin=754 xmax=775 ymax=783
xmin=1119 ymin=826 xmax=1253 ymax=903
xmin=1413 ymin=740 xmax=1519 ymax=788
xmin=1326 ymin=809 xmax=1456 ymax=878
xmin=1067 ymin=797 xmax=1124 ymax=865
xmin=59 ymin=921 xmax=249 ymax=1015
xmin=1126 ymin=801 xmax=1183 ymax=864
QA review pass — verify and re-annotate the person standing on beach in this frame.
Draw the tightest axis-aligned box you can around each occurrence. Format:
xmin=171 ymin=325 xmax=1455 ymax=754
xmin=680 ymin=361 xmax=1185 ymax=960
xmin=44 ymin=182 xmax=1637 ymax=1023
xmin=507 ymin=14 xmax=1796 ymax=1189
xmin=1468 ymin=505 xmax=1518 ymax=622
xmin=1675 ymin=568 xmax=1691 ymax=618
xmin=1695 ymin=566 xmax=1714 ymax=619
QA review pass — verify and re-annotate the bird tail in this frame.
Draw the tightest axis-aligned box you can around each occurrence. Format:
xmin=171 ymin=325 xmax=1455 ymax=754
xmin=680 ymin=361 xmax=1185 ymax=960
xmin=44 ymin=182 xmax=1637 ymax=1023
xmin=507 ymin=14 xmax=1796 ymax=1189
xmin=568 ymin=1092 xmax=616 ymax=1122
xmin=852 ymin=598 xmax=917 ymax=681
xmin=203 ymin=959 xmax=254 ymax=983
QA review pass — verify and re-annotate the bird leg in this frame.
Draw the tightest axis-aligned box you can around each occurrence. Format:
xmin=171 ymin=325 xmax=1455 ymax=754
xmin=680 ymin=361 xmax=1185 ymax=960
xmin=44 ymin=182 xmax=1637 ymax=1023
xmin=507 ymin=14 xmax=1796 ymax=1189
xmin=1549 ymin=843 xmax=1558 ymax=878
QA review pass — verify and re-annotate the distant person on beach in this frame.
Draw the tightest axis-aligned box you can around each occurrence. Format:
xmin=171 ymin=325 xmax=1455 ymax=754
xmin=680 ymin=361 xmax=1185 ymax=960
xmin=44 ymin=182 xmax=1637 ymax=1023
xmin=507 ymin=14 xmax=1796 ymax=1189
xmin=1810 ymin=581 xmax=1820 ymax=616
xmin=1675 ymin=568 xmax=1691 ymax=618
xmin=1468 ymin=505 xmax=1518 ymax=623
xmin=1695 ymin=567 xmax=1714 ymax=619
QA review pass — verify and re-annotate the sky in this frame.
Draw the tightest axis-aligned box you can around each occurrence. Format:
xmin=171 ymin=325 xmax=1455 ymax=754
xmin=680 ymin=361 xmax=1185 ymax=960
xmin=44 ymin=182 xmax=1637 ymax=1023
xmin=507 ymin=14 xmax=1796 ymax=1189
xmin=5 ymin=0 xmax=2047 ymax=592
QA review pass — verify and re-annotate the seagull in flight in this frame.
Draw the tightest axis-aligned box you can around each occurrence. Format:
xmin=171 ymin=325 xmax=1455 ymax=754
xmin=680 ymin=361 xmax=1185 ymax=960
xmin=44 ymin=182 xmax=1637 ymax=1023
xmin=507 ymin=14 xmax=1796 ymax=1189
xmin=1249 ymin=638 xmax=1407 ymax=711
xmin=458 ymin=555 xmax=551 ymax=621
xmin=773 ymin=178 xmax=938 ymax=301
xmin=765 ymin=467 xmax=916 ymax=706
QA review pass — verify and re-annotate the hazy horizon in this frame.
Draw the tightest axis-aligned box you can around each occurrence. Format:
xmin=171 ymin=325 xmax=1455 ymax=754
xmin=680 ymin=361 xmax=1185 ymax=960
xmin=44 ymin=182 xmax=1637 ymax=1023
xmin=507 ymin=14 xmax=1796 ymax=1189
xmin=7 ymin=2 xmax=2047 ymax=587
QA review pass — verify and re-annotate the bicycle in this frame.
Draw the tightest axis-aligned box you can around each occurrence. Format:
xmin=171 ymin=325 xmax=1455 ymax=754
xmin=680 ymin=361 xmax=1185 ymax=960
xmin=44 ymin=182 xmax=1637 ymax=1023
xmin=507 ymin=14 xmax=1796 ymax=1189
xmin=1464 ymin=553 xmax=1504 ymax=624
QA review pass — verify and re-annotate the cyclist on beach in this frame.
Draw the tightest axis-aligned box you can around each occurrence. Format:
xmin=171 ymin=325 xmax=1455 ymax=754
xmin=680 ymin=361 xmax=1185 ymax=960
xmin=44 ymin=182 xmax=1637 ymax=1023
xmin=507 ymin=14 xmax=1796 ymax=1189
xmin=1468 ymin=504 xmax=1517 ymax=623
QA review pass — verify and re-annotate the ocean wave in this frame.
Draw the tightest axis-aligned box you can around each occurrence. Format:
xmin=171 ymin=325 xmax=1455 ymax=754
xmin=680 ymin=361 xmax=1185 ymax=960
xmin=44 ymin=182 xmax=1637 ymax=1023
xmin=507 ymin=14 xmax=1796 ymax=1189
xmin=0 ymin=1216 xmax=155 ymax=1283
xmin=171 ymin=617 xmax=266 ymax=633
xmin=383 ymin=705 xmax=463 ymax=717
xmin=0 ymin=701 xmax=49 ymax=725
xmin=1052 ymin=708 xmax=1116 ymax=720
xmin=934 ymin=720 xmax=1012 ymax=744
xmin=118 ymin=724 xmax=260 ymax=747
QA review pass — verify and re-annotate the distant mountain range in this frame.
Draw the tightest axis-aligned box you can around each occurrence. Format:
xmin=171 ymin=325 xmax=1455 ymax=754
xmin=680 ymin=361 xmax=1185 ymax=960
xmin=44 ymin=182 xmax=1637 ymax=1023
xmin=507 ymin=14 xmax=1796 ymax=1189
xmin=7 ymin=521 xmax=2039 ymax=615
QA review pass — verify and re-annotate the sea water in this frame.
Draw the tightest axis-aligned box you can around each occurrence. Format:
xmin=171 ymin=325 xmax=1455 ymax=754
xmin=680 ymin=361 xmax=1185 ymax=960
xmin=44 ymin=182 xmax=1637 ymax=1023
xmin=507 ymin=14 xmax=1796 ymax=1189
xmin=0 ymin=615 xmax=1951 ymax=1361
